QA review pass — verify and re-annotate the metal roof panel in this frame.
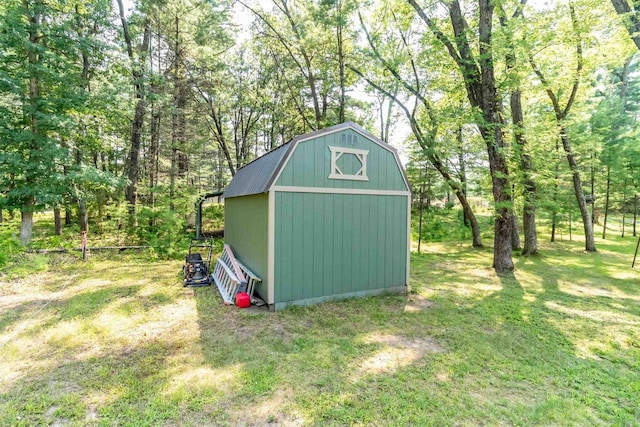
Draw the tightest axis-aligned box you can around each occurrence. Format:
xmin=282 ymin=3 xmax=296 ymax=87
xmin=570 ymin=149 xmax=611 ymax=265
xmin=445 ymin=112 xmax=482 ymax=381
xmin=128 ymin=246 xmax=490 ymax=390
xmin=222 ymin=141 xmax=293 ymax=199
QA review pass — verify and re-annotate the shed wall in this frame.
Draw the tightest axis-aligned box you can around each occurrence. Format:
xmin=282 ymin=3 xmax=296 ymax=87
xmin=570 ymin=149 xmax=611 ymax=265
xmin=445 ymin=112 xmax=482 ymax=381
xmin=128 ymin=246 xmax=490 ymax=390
xmin=273 ymin=192 xmax=408 ymax=306
xmin=224 ymin=194 xmax=269 ymax=300
xmin=275 ymin=128 xmax=407 ymax=192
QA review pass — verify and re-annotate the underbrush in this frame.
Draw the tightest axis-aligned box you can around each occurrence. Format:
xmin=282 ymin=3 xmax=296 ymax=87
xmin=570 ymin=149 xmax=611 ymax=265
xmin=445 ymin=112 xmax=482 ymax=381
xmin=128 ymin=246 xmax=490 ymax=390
xmin=0 ymin=223 xmax=22 ymax=271
xmin=412 ymin=205 xmax=493 ymax=242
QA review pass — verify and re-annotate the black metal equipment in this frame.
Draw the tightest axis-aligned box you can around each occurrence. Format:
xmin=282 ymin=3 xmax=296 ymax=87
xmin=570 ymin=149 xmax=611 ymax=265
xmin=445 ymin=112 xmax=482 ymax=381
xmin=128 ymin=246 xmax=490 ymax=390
xmin=195 ymin=191 xmax=224 ymax=240
xmin=183 ymin=239 xmax=213 ymax=287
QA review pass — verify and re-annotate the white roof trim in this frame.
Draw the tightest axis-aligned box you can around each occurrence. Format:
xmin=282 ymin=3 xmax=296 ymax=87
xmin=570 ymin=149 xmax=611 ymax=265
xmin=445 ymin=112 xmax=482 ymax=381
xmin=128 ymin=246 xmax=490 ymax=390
xmin=272 ymin=186 xmax=410 ymax=196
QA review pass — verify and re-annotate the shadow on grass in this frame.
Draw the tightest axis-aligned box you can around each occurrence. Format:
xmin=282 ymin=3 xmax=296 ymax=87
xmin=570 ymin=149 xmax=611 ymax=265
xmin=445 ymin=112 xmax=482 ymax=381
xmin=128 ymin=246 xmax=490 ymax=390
xmin=190 ymin=239 xmax=640 ymax=425
xmin=2 ymin=239 xmax=638 ymax=426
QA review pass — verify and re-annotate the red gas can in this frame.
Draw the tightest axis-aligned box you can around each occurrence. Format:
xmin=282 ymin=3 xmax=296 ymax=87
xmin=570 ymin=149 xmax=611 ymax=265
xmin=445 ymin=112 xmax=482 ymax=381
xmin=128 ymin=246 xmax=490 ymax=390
xmin=236 ymin=292 xmax=250 ymax=308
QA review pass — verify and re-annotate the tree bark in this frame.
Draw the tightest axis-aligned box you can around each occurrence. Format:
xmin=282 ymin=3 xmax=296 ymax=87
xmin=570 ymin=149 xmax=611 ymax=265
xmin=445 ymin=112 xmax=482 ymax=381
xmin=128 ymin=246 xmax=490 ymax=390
xmin=590 ymin=152 xmax=596 ymax=224
xmin=622 ymin=177 xmax=627 ymax=238
xmin=65 ymin=205 xmax=72 ymax=226
xmin=408 ymin=0 xmax=512 ymax=269
xmin=602 ymin=165 xmax=611 ymax=239
xmin=418 ymin=183 xmax=424 ymax=253
xmin=20 ymin=198 xmax=34 ymax=246
xmin=20 ymin=0 xmax=42 ymax=246
xmin=634 ymin=193 xmax=638 ymax=236
xmin=561 ymin=127 xmax=596 ymax=251
xmin=117 ymin=0 xmax=150 ymax=223
xmin=511 ymin=205 xmax=521 ymax=251
xmin=149 ymin=104 xmax=160 ymax=191
xmin=75 ymin=150 xmax=89 ymax=233
xmin=500 ymin=0 xmax=538 ymax=255
xmin=511 ymin=89 xmax=538 ymax=255
xmin=337 ymin=0 xmax=346 ymax=123
xmin=54 ymin=208 xmax=62 ymax=236
xmin=478 ymin=0 xmax=513 ymax=271
xmin=457 ymin=126 xmax=470 ymax=228
xmin=551 ymin=138 xmax=560 ymax=243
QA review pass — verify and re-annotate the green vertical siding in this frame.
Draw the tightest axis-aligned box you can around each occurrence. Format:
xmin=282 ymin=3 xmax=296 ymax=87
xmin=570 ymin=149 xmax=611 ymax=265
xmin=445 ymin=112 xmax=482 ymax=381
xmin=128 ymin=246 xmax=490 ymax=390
xmin=274 ymin=192 xmax=408 ymax=305
xmin=275 ymin=129 xmax=408 ymax=191
xmin=224 ymin=194 xmax=269 ymax=299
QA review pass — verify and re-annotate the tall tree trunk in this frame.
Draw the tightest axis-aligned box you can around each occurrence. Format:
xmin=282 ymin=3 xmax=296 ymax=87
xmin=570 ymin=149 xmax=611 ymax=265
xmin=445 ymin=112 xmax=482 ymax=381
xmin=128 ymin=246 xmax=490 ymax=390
xmin=117 ymin=0 xmax=150 ymax=224
xmin=551 ymin=188 xmax=558 ymax=242
xmin=530 ymin=3 xmax=593 ymax=252
xmin=551 ymin=138 xmax=560 ymax=243
xmin=602 ymin=165 xmax=611 ymax=239
xmin=20 ymin=199 xmax=34 ymax=246
xmin=408 ymin=0 xmax=511 ymax=270
xmin=500 ymin=1 xmax=537 ymax=255
xmin=337 ymin=0 xmax=345 ymax=123
xmin=65 ymin=205 xmax=72 ymax=226
xmin=634 ymin=192 xmax=638 ymax=237
xmin=0 ymin=209 xmax=3 ymax=224
xmin=149 ymin=106 xmax=160 ymax=190
xmin=478 ymin=0 xmax=513 ymax=271
xmin=511 ymin=189 xmax=521 ymax=250
xmin=622 ymin=177 xmax=627 ymax=238
xmin=78 ymin=200 xmax=88 ymax=233
xmin=457 ymin=126 xmax=470 ymax=228
xmin=21 ymin=0 xmax=42 ymax=246
xmin=54 ymin=207 xmax=62 ymax=236
xmin=418 ymin=183 xmax=424 ymax=253
xmin=173 ymin=15 xmax=189 ymax=178
xmin=511 ymin=89 xmax=538 ymax=255
xmin=561 ymin=127 xmax=596 ymax=251
xmin=125 ymin=89 xmax=147 ymax=221
xmin=76 ymin=150 xmax=89 ymax=233
xmin=170 ymin=144 xmax=177 ymax=207
xmin=590 ymin=152 xmax=596 ymax=224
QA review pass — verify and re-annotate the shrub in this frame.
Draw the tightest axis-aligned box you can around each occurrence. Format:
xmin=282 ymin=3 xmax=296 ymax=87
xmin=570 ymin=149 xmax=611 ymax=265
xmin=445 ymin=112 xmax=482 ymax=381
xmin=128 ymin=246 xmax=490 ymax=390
xmin=136 ymin=207 xmax=191 ymax=259
xmin=0 ymin=224 xmax=22 ymax=270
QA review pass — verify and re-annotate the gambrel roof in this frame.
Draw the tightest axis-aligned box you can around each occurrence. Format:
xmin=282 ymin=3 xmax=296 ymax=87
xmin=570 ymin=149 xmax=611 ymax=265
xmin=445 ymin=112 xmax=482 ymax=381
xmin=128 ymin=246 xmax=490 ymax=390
xmin=222 ymin=121 xmax=409 ymax=199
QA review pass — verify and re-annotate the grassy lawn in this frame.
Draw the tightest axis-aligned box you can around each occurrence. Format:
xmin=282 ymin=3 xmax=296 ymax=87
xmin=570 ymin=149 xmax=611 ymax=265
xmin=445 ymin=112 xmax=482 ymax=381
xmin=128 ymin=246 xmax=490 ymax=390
xmin=1 ymin=232 xmax=639 ymax=425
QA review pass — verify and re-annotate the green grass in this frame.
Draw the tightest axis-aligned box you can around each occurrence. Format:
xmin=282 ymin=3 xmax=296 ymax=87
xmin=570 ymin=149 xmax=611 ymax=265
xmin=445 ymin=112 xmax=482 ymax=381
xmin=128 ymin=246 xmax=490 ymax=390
xmin=1 ymin=224 xmax=640 ymax=425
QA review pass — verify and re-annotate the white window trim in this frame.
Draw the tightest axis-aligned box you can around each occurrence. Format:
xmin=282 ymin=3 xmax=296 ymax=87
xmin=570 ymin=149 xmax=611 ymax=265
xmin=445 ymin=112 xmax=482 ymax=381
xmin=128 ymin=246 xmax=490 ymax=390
xmin=328 ymin=146 xmax=369 ymax=181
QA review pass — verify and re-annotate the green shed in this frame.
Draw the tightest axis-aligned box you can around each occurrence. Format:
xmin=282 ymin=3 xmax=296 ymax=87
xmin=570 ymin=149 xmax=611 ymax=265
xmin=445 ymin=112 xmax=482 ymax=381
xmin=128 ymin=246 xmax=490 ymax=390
xmin=223 ymin=122 xmax=411 ymax=310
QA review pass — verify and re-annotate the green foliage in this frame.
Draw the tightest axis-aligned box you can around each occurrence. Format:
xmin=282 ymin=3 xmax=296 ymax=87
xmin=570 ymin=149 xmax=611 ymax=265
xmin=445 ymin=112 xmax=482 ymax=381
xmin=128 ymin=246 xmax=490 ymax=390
xmin=3 ymin=253 xmax=49 ymax=278
xmin=136 ymin=207 xmax=191 ymax=259
xmin=201 ymin=203 xmax=224 ymax=230
xmin=412 ymin=206 xmax=489 ymax=242
xmin=0 ymin=217 xmax=50 ymax=276
xmin=0 ymin=223 xmax=21 ymax=269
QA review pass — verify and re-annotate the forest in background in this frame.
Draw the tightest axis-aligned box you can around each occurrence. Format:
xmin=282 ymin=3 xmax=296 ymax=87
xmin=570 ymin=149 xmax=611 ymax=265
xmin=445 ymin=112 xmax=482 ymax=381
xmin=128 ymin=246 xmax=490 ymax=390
xmin=2 ymin=0 xmax=640 ymax=272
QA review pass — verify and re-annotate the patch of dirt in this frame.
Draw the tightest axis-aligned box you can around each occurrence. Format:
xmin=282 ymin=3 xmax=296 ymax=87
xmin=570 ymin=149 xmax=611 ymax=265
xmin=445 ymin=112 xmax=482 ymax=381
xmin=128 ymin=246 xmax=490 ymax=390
xmin=353 ymin=333 xmax=444 ymax=379
xmin=231 ymin=389 xmax=305 ymax=426
xmin=403 ymin=294 xmax=435 ymax=312
xmin=435 ymin=371 xmax=450 ymax=382
xmin=363 ymin=333 xmax=444 ymax=354
xmin=46 ymin=405 xmax=60 ymax=418
xmin=85 ymin=406 xmax=98 ymax=423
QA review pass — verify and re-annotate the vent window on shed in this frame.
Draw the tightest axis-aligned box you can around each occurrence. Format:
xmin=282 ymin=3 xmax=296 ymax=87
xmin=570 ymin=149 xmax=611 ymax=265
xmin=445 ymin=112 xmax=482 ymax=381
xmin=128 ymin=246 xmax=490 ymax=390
xmin=328 ymin=146 xmax=369 ymax=181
